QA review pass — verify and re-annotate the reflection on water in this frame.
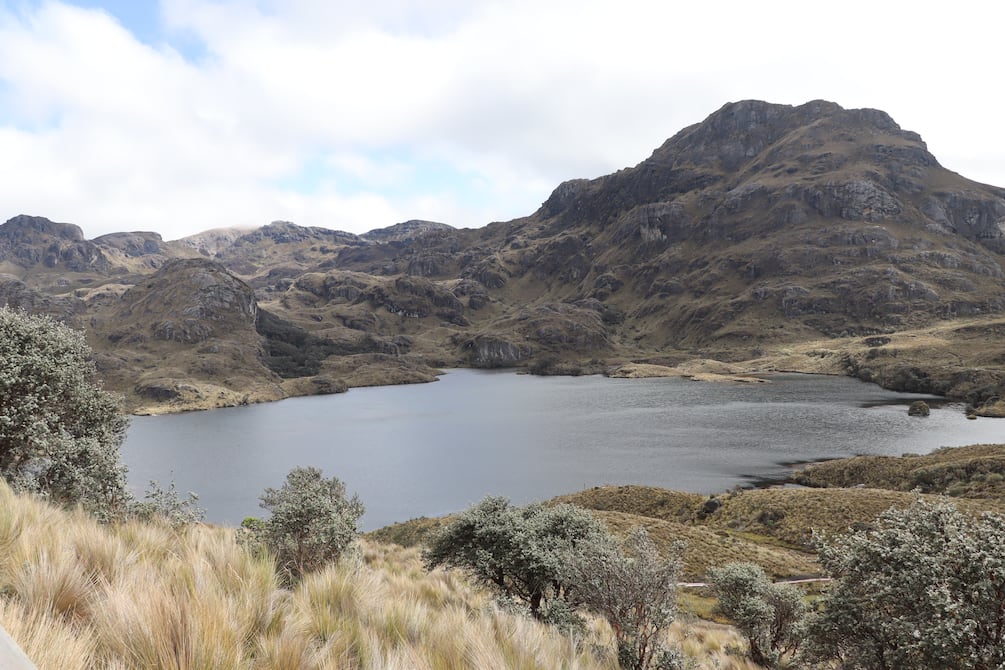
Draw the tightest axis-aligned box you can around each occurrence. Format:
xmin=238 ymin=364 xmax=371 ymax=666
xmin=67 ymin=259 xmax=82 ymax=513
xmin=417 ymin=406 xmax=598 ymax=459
xmin=122 ymin=370 xmax=1004 ymax=530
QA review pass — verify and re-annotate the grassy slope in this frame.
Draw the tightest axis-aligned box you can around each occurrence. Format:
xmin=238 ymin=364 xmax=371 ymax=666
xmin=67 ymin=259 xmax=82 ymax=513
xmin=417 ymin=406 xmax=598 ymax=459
xmin=0 ymin=482 xmax=760 ymax=670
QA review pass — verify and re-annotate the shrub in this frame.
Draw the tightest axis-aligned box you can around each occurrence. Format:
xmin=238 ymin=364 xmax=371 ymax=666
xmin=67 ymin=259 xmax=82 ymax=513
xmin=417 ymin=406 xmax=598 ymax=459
xmin=423 ymin=496 xmax=611 ymax=618
xmin=707 ymin=562 xmax=805 ymax=667
xmin=256 ymin=466 xmax=364 ymax=584
xmin=129 ymin=479 xmax=205 ymax=528
xmin=569 ymin=527 xmax=688 ymax=670
xmin=0 ymin=307 xmax=129 ymax=517
xmin=804 ymin=499 xmax=1005 ymax=670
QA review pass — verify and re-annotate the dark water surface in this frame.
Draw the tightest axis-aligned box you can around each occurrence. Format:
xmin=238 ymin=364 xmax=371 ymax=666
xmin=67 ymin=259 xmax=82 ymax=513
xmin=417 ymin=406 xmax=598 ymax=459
xmin=121 ymin=370 xmax=1004 ymax=530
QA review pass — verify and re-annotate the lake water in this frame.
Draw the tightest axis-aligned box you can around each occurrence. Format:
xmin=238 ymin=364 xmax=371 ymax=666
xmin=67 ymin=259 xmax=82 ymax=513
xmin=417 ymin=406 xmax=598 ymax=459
xmin=121 ymin=370 xmax=1005 ymax=530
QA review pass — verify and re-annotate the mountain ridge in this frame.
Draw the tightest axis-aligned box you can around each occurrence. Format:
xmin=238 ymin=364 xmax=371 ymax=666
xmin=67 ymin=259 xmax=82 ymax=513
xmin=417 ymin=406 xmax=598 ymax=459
xmin=3 ymin=99 xmax=1005 ymax=413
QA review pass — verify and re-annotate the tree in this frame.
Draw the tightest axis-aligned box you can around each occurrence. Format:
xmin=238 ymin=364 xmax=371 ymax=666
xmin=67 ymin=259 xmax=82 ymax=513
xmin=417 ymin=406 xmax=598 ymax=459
xmin=707 ymin=562 xmax=805 ymax=667
xmin=423 ymin=496 xmax=611 ymax=618
xmin=0 ymin=307 xmax=128 ymax=515
xmin=569 ymin=527 xmax=687 ymax=670
xmin=804 ymin=499 xmax=1005 ymax=670
xmin=257 ymin=466 xmax=364 ymax=584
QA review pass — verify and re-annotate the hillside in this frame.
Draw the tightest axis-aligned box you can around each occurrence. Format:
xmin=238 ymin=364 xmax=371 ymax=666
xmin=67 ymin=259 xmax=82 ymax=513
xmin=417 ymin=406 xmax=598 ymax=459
xmin=368 ymin=443 xmax=1005 ymax=624
xmin=2 ymin=100 xmax=1005 ymax=412
xmin=0 ymin=480 xmax=761 ymax=670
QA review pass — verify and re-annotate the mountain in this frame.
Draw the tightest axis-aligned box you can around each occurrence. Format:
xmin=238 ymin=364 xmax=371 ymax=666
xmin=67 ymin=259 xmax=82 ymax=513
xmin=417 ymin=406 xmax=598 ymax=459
xmin=3 ymin=99 xmax=1005 ymax=413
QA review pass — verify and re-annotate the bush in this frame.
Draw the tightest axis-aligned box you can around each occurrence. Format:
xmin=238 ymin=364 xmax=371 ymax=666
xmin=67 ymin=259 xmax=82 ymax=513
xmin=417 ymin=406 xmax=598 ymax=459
xmin=423 ymin=496 xmax=611 ymax=618
xmin=805 ymin=499 xmax=1005 ymax=670
xmin=0 ymin=307 xmax=129 ymax=517
xmin=707 ymin=562 xmax=805 ymax=667
xmin=256 ymin=466 xmax=364 ymax=584
xmin=569 ymin=527 xmax=687 ymax=670
xmin=129 ymin=479 xmax=205 ymax=528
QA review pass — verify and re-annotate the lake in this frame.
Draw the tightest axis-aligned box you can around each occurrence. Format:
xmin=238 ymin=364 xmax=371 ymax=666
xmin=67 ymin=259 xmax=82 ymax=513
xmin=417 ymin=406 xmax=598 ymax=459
xmin=121 ymin=370 xmax=1005 ymax=530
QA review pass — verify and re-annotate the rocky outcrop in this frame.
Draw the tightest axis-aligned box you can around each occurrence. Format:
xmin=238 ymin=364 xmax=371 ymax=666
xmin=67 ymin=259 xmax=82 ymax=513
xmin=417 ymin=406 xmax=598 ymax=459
xmin=366 ymin=276 xmax=467 ymax=325
xmin=93 ymin=231 xmax=165 ymax=257
xmin=362 ymin=219 xmax=453 ymax=243
xmin=116 ymin=258 xmax=257 ymax=344
xmin=0 ymin=215 xmax=108 ymax=272
xmin=461 ymin=335 xmax=532 ymax=368
xmin=0 ymin=274 xmax=85 ymax=319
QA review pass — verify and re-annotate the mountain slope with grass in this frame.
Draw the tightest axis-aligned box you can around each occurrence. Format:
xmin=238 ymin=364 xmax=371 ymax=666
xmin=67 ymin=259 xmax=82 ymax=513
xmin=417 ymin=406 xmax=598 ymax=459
xmin=3 ymin=100 xmax=1005 ymax=412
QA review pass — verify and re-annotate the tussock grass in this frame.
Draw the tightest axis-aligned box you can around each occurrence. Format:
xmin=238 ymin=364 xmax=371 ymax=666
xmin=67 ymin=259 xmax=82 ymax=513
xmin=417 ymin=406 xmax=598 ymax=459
xmin=0 ymin=479 xmax=774 ymax=669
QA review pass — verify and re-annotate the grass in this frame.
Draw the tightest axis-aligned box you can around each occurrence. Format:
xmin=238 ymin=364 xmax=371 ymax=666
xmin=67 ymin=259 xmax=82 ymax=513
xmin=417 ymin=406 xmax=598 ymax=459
xmin=0 ymin=480 xmax=762 ymax=670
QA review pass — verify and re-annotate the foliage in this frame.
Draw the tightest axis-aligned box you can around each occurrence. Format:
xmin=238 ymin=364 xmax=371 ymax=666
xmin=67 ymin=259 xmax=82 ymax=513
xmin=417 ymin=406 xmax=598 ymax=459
xmin=0 ymin=307 xmax=129 ymax=516
xmin=804 ymin=498 xmax=1005 ymax=670
xmin=129 ymin=479 xmax=205 ymax=528
xmin=256 ymin=466 xmax=364 ymax=584
xmin=569 ymin=527 xmax=687 ymax=670
xmin=423 ymin=496 xmax=612 ymax=617
xmin=707 ymin=562 xmax=805 ymax=667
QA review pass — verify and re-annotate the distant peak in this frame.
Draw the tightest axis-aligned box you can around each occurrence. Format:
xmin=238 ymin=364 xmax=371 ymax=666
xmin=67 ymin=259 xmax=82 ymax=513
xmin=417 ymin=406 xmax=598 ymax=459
xmin=362 ymin=220 xmax=454 ymax=243
xmin=1 ymin=214 xmax=85 ymax=241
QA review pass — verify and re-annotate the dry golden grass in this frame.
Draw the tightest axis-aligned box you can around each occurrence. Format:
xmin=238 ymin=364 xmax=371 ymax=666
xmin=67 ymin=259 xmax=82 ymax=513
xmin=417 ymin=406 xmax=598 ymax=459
xmin=0 ymin=481 xmax=768 ymax=670
xmin=554 ymin=486 xmax=706 ymax=521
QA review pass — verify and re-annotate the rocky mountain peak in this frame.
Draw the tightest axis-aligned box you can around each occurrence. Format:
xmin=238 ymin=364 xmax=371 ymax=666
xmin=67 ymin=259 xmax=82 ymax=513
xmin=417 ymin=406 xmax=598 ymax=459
xmin=649 ymin=99 xmax=931 ymax=175
xmin=1 ymin=214 xmax=86 ymax=241
xmin=0 ymin=214 xmax=105 ymax=272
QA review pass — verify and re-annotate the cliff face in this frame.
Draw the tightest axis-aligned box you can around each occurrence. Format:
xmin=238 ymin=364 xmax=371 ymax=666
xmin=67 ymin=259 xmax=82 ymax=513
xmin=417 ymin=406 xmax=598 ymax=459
xmin=3 ymin=99 xmax=1005 ymax=411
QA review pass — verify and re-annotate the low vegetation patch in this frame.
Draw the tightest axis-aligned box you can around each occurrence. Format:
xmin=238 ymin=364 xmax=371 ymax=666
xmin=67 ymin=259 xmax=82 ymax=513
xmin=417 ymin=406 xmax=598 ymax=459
xmin=792 ymin=443 xmax=1005 ymax=498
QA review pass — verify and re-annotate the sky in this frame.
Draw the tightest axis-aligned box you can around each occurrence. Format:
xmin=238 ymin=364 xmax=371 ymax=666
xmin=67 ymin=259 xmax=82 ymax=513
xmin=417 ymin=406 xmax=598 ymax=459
xmin=0 ymin=0 xmax=1003 ymax=241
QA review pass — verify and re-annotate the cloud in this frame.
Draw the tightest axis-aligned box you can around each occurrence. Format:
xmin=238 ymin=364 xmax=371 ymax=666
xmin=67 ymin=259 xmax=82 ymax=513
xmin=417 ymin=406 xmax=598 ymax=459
xmin=0 ymin=0 xmax=1003 ymax=240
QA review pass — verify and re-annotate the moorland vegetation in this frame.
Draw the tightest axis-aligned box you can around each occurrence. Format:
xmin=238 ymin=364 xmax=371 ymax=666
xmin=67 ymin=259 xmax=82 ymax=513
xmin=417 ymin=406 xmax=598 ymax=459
xmin=5 ymin=302 xmax=1005 ymax=669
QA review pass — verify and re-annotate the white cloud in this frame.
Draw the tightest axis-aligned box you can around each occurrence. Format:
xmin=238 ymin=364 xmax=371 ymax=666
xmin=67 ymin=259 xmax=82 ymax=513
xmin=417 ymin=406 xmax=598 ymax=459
xmin=0 ymin=0 xmax=1003 ymax=240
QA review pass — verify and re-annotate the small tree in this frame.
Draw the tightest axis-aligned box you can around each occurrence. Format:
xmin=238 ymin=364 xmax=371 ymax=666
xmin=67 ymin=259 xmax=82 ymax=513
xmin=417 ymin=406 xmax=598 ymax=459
xmin=423 ymin=496 xmax=611 ymax=618
xmin=708 ymin=562 xmax=805 ymax=667
xmin=257 ymin=466 xmax=364 ymax=584
xmin=570 ymin=527 xmax=687 ymax=670
xmin=804 ymin=499 xmax=1005 ymax=670
xmin=0 ymin=307 xmax=129 ymax=516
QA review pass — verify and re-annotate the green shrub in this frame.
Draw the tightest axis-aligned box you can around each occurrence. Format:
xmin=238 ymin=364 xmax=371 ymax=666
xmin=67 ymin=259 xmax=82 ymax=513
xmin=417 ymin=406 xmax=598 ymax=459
xmin=0 ymin=307 xmax=129 ymax=517
xmin=129 ymin=479 xmax=205 ymax=528
xmin=707 ymin=562 xmax=805 ymax=667
xmin=805 ymin=499 xmax=1005 ymax=669
xmin=256 ymin=466 xmax=364 ymax=584
xmin=423 ymin=497 xmax=611 ymax=618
